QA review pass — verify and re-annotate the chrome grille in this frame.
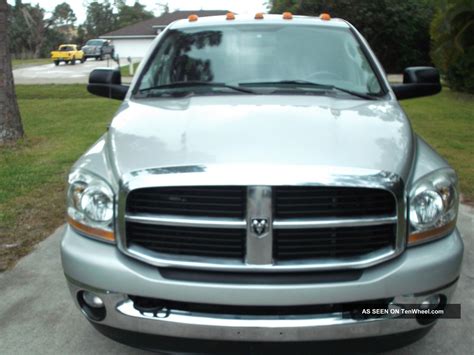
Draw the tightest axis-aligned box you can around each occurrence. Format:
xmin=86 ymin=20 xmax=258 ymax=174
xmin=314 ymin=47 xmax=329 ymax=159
xmin=120 ymin=176 xmax=404 ymax=271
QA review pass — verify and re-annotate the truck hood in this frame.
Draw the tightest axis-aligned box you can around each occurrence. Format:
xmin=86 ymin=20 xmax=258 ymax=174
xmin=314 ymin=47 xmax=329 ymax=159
xmin=107 ymin=95 xmax=414 ymax=181
xmin=82 ymin=45 xmax=99 ymax=51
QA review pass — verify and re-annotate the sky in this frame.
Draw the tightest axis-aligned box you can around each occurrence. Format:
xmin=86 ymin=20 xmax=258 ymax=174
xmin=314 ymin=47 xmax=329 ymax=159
xmin=7 ymin=0 xmax=269 ymax=23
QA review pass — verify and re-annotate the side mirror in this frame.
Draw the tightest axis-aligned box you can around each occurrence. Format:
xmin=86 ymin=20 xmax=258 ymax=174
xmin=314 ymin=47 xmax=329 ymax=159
xmin=391 ymin=67 xmax=441 ymax=100
xmin=87 ymin=68 xmax=128 ymax=100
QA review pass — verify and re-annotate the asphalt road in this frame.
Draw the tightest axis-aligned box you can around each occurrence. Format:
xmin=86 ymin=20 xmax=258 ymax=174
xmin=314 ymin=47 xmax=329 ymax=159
xmin=0 ymin=205 xmax=472 ymax=354
xmin=12 ymin=59 xmax=119 ymax=85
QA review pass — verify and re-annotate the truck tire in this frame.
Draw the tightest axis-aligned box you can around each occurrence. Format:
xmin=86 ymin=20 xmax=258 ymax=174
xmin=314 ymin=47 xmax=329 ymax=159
xmin=81 ymin=57 xmax=86 ymax=63
xmin=71 ymin=57 xmax=76 ymax=65
xmin=54 ymin=60 xmax=59 ymax=66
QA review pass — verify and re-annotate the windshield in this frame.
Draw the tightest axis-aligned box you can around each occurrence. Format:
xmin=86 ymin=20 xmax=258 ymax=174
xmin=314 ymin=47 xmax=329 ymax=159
xmin=86 ymin=40 xmax=103 ymax=46
xmin=136 ymin=24 xmax=383 ymax=97
xmin=59 ymin=46 xmax=74 ymax=51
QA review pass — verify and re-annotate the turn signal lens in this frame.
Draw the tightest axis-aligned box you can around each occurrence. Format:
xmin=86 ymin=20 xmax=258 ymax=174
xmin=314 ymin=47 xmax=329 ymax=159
xmin=67 ymin=216 xmax=115 ymax=242
xmin=226 ymin=12 xmax=235 ymax=20
xmin=320 ymin=13 xmax=331 ymax=21
xmin=408 ymin=220 xmax=456 ymax=245
xmin=188 ymin=14 xmax=198 ymax=22
xmin=255 ymin=12 xmax=264 ymax=20
xmin=283 ymin=12 xmax=293 ymax=20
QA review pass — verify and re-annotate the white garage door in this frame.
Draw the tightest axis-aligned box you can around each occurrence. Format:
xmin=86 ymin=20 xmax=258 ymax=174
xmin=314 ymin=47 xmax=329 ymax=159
xmin=110 ymin=38 xmax=154 ymax=60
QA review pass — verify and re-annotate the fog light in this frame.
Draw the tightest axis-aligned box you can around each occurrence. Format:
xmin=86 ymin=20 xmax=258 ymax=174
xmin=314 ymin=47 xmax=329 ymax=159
xmin=82 ymin=291 xmax=104 ymax=308
xmin=417 ymin=294 xmax=446 ymax=325
xmin=420 ymin=294 xmax=441 ymax=310
xmin=77 ymin=291 xmax=106 ymax=321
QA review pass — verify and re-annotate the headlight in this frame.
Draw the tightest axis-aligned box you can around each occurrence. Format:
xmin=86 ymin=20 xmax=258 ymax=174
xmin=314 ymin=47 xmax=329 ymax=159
xmin=67 ymin=170 xmax=115 ymax=243
xmin=408 ymin=168 xmax=459 ymax=246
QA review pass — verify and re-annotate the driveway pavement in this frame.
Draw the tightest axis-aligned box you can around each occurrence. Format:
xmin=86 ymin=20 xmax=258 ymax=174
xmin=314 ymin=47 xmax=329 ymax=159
xmin=13 ymin=59 xmax=119 ymax=85
xmin=0 ymin=205 xmax=472 ymax=354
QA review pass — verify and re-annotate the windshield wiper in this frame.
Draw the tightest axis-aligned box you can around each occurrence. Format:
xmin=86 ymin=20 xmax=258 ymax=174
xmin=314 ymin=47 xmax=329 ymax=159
xmin=239 ymin=80 xmax=378 ymax=100
xmin=137 ymin=81 xmax=257 ymax=96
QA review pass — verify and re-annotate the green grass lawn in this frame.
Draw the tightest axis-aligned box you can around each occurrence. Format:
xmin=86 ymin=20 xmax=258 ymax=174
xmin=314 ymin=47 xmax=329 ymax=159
xmin=12 ymin=58 xmax=52 ymax=69
xmin=0 ymin=85 xmax=120 ymax=270
xmin=0 ymin=85 xmax=119 ymax=209
xmin=120 ymin=62 xmax=140 ymax=77
xmin=0 ymin=85 xmax=472 ymax=270
xmin=401 ymin=89 xmax=474 ymax=202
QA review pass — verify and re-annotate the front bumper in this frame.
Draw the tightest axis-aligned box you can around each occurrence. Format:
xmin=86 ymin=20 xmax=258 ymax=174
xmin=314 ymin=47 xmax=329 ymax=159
xmin=83 ymin=49 xmax=100 ymax=57
xmin=67 ymin=277 xmax=457 ymax=343
xmin=61 ymin=225 xmax=463 ymax=342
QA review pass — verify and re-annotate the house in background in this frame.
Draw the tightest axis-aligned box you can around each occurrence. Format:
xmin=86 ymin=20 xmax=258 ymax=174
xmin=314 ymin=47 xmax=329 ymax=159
xmin=101 ymin=10 xmax=228 ymax=60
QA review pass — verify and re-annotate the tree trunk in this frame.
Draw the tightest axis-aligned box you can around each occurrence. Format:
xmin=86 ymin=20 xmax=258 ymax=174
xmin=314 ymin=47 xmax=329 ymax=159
xmin=0 ymin=0 xmax=24 ymax=144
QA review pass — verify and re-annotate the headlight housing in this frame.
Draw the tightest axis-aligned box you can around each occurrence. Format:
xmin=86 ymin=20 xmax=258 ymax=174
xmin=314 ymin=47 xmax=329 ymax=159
xmin=67 ymin=169 xmax=115 ymax=243
xmin=408 ymin=168 xmax=459 ymax=246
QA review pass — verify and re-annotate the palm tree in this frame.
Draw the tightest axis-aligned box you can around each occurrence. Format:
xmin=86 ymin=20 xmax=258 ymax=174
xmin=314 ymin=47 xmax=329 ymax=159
xmin=0 ymin=0 xmax=24 ymax=144
xmin=431 ymin=0 xmax=474 ymax=73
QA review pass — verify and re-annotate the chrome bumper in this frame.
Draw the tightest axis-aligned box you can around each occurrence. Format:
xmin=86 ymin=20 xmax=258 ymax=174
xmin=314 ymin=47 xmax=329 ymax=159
xmin=66 ymin=278 xmax=457 ymax=342
xmin=62 ymin=225 xmax=463 ymax=342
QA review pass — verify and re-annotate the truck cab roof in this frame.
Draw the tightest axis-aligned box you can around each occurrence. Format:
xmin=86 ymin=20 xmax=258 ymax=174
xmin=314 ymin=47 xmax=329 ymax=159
xmin=168 ymin=14 xmax=350 ymax=30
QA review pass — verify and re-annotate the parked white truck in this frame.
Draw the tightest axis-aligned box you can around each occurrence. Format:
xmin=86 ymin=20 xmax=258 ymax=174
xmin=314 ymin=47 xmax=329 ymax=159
xmin=61 ymin=13 xmax=463 ymax=353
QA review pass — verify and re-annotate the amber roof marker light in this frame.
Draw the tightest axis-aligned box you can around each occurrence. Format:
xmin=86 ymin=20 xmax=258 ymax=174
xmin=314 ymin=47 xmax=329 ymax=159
xmin=255 ymin=12 xmax=264 ymax=20
xmin=188 ymin=14 xmax=198 ymax=22
xmin=320 ymin=13 xmax=331 ymax=21
xmin=226 ymin=12 xmax=235 ymax=20
xmin=283 ymin=12 xmax=293 ymax=20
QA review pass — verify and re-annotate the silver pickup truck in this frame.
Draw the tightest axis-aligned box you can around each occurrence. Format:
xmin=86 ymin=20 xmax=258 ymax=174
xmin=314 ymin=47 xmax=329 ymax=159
xmin=81 ymin=39 xmax=115 ymax=61
xmin=61 ymin=13 xmax=463 ymax=353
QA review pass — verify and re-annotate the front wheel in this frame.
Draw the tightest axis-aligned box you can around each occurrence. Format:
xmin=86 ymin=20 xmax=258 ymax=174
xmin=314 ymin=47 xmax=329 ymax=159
xmin=81 ymin=57 xmax=86 ymax=63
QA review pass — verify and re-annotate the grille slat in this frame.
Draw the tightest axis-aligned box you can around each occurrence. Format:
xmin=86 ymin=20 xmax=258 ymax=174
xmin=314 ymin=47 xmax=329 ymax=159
xmin=275 ymin=208 xmax=394 ymax=216
xmin=275 ymin=208 xmax=392 ymax=215
xmin=274 ymin=225 xmax=395 ymax=260
xmin=129 ymin=200 xmax=244 ymax=208
xmin=131 ymin=234 xmax=243 ymax=244
xmin=142 ymin=247 xmax=241 ymax=257
xmin=127 ymin=206 xmax=243 ymax=214
xmin=126 ymin=222 xmax=245 ymax=259
xmin=127 ymin=186 xmax=246 ymax=218
xmin=278 ymin=236 xmax=392 ymax=243
xmin=278 ymin=242 xmax=390 ymax=250
xmin=135 ymin=240 xmax=243 ymax=250
xmin=274 ymin=186 xmax=395 ymax=219
xmin=276 ymin=202 xmax=391 ymax=207
xmin=130 ymin=232 xmax=243 ymax=242
xmin=277 ymin=195 xmax=392 ymax=200
xmin=132 ymin=193 xmax=244 ymax=200
xmin=276 ymin=227 xmax=393 ymax=237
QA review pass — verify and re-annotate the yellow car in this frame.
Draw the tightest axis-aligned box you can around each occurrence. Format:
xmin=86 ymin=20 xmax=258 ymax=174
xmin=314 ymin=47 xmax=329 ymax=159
xmin=51 ymin=44 xmax=85 ymax=66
